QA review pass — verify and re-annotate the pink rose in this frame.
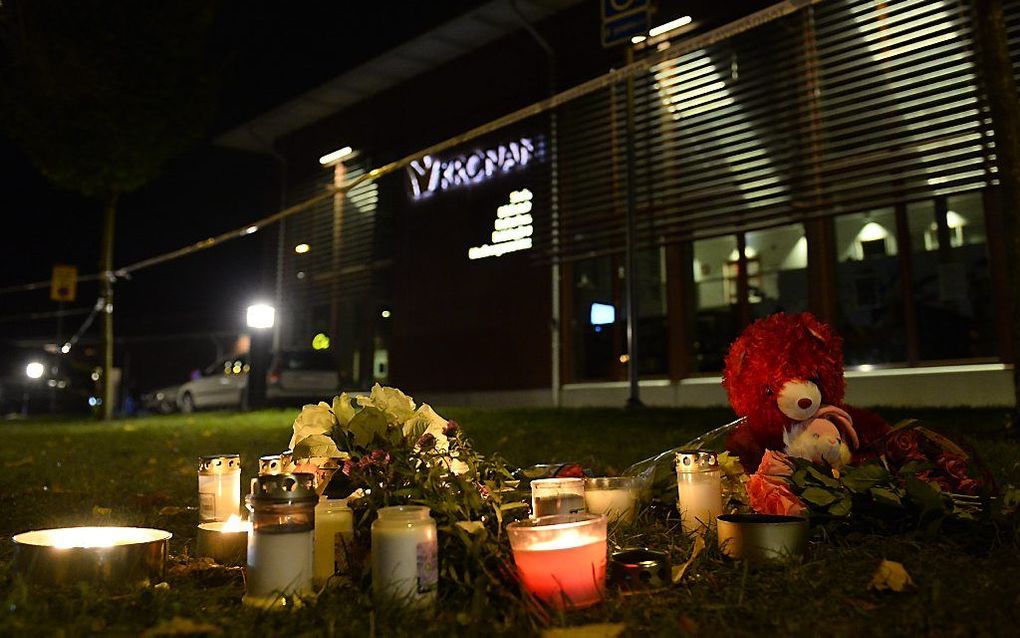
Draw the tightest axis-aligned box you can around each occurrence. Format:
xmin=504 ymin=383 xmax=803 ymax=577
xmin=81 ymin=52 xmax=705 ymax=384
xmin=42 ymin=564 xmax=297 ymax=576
xmin=747 ymin=473 xmax=806 ymax=517
xmin=757 ymin=450 xmax=794 ymax=478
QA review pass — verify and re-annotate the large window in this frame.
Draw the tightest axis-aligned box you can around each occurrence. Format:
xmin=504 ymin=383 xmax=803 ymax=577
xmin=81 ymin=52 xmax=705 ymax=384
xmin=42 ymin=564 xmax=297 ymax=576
xmin=834 ymin=208 xmax=906 ymax=365
xmin=746 ymin=224 xmax=809 ymax=319
xmin=692 ymin=236 xmax=740 ymax=372
xmin=570 ymin=250 xmax=668 ymax=381
xmin=906 ymin=194 xmax=995 ymax=360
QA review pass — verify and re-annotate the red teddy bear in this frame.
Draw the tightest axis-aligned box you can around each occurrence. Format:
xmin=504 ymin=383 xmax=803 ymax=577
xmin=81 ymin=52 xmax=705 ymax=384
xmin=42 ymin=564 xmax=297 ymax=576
xmin=722 ymin=312 xmax=889 ymax=471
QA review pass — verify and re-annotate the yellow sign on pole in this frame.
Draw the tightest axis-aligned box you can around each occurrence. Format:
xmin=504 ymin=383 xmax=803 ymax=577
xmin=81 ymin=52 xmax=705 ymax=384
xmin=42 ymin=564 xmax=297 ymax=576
xmin=50 ymin=264 xmax=78 ymax=303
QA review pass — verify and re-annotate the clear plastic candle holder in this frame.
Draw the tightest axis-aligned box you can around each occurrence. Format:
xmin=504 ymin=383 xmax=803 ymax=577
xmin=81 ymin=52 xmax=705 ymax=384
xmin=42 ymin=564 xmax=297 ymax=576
xmin=675 ymin=450 xmax=723 ymax=536
xmin=530 ymin=477 xmax=586 ymax=518
xmin=507 ymin=513 xmax=608 ymax=609
xmin=198 ymin=454 xmax=241 ymax=522
xmin=584 ymin=476 xmax=640 ymax=524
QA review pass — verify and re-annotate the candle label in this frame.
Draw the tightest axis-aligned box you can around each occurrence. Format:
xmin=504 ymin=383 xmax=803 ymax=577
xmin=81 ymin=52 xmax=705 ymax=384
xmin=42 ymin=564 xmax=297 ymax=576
xmin=416 ymin=541 xmax=438 ymax=594
xmin=199 ymin=492 xmax=215 ymax=520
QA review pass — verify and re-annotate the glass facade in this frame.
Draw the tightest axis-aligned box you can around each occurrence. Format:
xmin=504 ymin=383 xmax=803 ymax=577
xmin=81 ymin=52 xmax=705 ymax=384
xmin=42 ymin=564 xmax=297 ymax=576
xmin=907 ymin=194 xmax=995 ymax=361
xmin=834 ymin=208 xmax=906 ymax=366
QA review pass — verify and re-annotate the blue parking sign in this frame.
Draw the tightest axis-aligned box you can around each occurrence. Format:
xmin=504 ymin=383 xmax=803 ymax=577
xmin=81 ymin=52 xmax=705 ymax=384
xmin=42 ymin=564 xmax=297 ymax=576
xmin=601 ymin=0 xmax=650 ymax=47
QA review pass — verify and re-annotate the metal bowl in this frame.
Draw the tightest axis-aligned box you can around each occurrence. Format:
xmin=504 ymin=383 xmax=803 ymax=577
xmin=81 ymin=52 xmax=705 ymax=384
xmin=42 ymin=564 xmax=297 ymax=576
xmin=12 ymin=526 xmax=171 ymax=589
xmin=609 ymin=547 xmax=671 ymax=591
xmin=716 ymin=514 xmax=808 ymax=565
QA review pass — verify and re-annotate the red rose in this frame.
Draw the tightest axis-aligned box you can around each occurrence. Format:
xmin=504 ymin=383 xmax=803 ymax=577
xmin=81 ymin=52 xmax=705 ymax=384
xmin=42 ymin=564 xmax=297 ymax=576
xmin=917 ymin=471 xmax=953 ymax=493
xmin=955 ymin=478 xmax=980 ymax=495
xmin=885 ymin=429 xmax=925 ymax=465
xmin=747 ymin=473 xmax=806 ymax=517
xmin=555 ymin=464 xmax=585 ymax=478
xmin=936 ymin=452 xmax=969 ymax=481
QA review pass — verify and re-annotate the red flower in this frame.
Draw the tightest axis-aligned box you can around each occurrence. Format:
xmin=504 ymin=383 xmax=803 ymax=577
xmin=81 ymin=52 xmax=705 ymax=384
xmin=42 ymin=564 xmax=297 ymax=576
xmin=917 ymin=470 xmax=953 ymax=493
xmin=884 ymin=429 xmax=925 ymax=465
xmin=954 ymin=478 xmax=980 ymax=496
xmin=936 ymin=452 xmax=969 ymax=481
xmin=747 ymin=473 xmax=806 ymax=517
xmin=443 ymin=420 xmax=460 ymax=437
xmin=342 ymin=459 xmax=356 ymax=477
xmin=555 ymin=464 xmax=585 ymax=478
xmin=417 ymin=433 xmax=437 ymax=451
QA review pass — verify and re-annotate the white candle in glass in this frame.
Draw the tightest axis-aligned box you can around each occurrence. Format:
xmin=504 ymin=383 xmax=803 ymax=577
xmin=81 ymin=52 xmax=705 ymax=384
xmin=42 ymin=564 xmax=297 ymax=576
xmin=371 ymin=506 xmax=438 ymax=608
xmin=243 ymin=473 xmax=318 ymax=608
xmin=198 ymin=454 xmax=241 ymax=522
xmin=584 ymin=477 xmax=640 ymax=524
xmin=530 ymin=477 xmax=586 ymax=518
xmin=314 ymin=496 xmax=354 ymax=586
xmin=675 ymin=450 xmax=723 ymax=535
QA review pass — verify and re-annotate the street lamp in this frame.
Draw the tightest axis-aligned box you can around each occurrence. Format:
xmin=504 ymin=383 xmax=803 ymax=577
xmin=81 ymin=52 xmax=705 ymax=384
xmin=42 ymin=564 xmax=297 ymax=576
xmin=26 ymin=361 xmax=45 ymax=379
xmin=245 ymin=303 xmax=275 ymax=411
xmin=246 ymin=303 xmax=275 ymax=330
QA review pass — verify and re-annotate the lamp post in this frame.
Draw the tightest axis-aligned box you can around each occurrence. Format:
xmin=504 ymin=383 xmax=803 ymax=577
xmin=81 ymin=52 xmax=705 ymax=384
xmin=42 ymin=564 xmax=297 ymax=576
xmin=23 ymin=361 xmax=44 ymax=416
xmin=246 ymin=304 xmax=275 ymax=411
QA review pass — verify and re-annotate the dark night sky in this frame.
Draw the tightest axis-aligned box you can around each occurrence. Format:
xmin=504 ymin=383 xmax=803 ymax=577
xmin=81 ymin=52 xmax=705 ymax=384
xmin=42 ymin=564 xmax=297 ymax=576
xmin=0 ymin=1 xmax=484 ymax=388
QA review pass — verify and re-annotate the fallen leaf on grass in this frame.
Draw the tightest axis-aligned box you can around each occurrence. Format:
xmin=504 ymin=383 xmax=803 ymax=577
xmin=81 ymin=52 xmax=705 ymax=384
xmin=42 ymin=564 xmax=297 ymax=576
xmin=142 ymin=617 xmax=221 ymax=637
xmin=869 ymin=560 xmax=915 ymax=592
xmin=4 ymin=456 xmax=34 ymax=468
xmin=92 ymin=506 xmax=112 ymax=516
xmin=672 ymin=534 xmax=706 ymax=584
xmin=542 ymin=623 xmax=625 ymax=638
xmin=158 ymin=506 xmax=186 ymax=516
xmin=122 ymin=423 xmax=138 ymax=432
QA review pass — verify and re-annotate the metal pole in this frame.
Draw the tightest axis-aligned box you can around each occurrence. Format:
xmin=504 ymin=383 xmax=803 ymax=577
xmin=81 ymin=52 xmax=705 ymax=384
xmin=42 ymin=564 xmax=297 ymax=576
xmin=624 ymin=46 xmax=643 ymax=409
xmin=100 ymin=195 xmax=117 ymax=420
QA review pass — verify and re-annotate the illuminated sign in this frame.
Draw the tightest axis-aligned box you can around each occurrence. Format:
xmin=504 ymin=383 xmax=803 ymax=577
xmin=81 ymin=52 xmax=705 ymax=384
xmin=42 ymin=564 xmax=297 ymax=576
xmin=468 ymin=189 xmax=534 ymax=260
xmin=408 ymin=137 xmax=536 ymax=200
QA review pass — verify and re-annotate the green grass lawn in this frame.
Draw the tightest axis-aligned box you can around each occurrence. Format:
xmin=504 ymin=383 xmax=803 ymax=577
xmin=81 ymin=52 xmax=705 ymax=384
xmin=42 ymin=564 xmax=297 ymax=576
xmin=0 ymin=407 xmax=1018 ymax=636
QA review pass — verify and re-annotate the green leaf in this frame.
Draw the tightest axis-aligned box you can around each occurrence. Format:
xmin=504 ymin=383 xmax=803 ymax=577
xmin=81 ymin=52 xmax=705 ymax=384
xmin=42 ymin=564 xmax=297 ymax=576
xmin=292 ymin=434 xmax=342 ymax=459
xmin=841 ymin=464 xmax=891 ymax=494
xmin=905 ymin=475 xmax=945 ymax=514
xmin=870 ymin=486 xmax=903 ymax=508
xmin=801 ymin=486 xmax=838 ymax=507
xmin=828 ymin=495 xmax=852 ymax=517
xmin=348 ymin=407 xmax=388 ymax=449
xmin=806 ymin=466 xmax=841 ymax=488
xmin=792 ymin=469 xmax=809 ymax=489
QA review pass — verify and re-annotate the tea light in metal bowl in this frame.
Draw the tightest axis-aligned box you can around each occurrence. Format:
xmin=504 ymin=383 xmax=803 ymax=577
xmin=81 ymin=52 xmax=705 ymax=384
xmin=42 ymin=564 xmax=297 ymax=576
xmin=12 ymin=526 xmax=171 ymax=589
xmin=716 ymin=514 xmax=809 ymax=564
xmin=196 ymin=514 xmax=251 ymax=565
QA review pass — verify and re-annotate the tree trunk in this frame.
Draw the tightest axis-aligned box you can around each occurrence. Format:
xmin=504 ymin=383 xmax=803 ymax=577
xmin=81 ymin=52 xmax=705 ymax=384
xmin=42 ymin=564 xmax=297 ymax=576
xmin=100 ymin=194 xmax=118 ymax=420
xmin=973 ymin=0 xmax=1020 ymax=424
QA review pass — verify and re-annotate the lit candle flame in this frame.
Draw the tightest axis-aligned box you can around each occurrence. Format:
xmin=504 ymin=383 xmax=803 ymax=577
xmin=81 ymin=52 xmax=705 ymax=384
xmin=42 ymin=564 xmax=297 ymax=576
xmin=220 ymin=514 xmax=250 ymax=533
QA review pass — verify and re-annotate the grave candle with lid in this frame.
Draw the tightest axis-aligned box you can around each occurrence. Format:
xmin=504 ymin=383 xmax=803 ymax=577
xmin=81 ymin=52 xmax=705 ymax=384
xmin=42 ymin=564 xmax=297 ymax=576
xmin=198 ymin=454 xmax=241 ymax=522
xmin=243 ymin=473 xmax=317 ymax=609
xmin=675 ymin=450 xmax=723 ymax=535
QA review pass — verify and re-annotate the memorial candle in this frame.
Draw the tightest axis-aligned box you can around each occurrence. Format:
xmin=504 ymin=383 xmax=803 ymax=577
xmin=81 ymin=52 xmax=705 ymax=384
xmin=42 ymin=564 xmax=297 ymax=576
xmin=243 ymin=473 xmax=317 ymax=609
xmin=314 ymin=496 xmax=354 ymax=586
xmin=198 ymin=454 xmax=241 ymax=522
xmin=196 ymin=514 xmax=251 ymax=565
xmin=675 ymin=450 xmax=723 ymax=535
xmin=530 ymin=477 xmax=586 ymax=517
xmin=507 ymin=513 xmax=608 ymax=609
xmin=584 ymin=477 xmax=640 ymax=524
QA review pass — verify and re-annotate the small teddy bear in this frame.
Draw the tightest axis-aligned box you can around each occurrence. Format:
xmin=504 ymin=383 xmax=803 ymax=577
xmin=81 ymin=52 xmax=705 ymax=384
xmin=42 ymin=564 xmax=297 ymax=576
xmin=722 ymin=312 xmax=889 ymax=470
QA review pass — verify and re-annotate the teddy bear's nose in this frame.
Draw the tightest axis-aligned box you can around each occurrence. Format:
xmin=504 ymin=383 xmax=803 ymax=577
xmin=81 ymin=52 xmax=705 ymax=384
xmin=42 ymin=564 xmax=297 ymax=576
xmin=798 ymin=397 xmax=813 ymax=409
